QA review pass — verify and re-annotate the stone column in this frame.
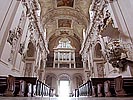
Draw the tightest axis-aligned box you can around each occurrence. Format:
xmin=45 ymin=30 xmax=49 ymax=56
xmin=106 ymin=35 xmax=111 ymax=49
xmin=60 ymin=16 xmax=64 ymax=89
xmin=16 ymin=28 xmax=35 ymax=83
xmin=53 ymin=52 xmax=56 ymax=68
xmin=69 ymin=52 xmax=71 ymax=68
xmin=73 ymin=52 xmax=76 ymax=68
xmin=58 ymin=52 xmax=60 ymax=68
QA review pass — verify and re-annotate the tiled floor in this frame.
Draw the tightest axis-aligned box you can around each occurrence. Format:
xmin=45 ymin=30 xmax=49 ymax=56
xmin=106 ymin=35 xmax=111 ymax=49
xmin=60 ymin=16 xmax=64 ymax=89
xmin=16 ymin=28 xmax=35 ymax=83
xmin=0 ymin=97 xmax=133 ymax=100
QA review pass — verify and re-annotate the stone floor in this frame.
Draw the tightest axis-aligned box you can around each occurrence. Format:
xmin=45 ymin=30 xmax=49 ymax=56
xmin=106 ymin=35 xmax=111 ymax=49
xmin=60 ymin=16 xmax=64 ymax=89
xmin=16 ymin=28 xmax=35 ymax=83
xmin=0 ymin=97 xmax=133 ymax=100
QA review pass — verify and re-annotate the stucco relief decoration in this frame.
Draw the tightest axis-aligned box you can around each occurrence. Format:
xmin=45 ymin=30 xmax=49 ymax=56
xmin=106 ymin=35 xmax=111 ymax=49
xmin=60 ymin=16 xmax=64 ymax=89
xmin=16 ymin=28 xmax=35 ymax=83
xmin=7 ymin=29 xmax=16 ymax=45
xmin=23 ymin=3 xmax=30 ymax=16
xmin=97 ymin=10 xmax=112 ymax=32
xmin=7 ymin=27 xmax=22 ymax=63
xmin=7 ymin=27 xmax=22 ymax=44
xmin=58 ymin=19 xmax=72 ymax=28
xmin=60 ymin=31 xmax=69 ymax=35
xmin=57 ymin=0 xmax=74 ymax=7
xmin=19 ymin=42 xmax=25 ymax=55
xmin=105 ymin=40 xmax=128 ymax=71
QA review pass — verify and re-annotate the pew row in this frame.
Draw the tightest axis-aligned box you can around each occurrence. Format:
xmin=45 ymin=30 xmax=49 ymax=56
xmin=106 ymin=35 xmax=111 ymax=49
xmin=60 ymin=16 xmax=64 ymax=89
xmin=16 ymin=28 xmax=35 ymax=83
xmin=0 ymin=75 xmax=50 ymax=97
xmin=77 ymin=76 xmax=133 ymax=97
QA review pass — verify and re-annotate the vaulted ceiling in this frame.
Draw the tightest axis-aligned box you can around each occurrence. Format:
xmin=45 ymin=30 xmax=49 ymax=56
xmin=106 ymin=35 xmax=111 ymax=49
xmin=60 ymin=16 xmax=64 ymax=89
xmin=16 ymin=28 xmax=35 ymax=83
xmin=39 ymin=0 xmax=91 ymax=52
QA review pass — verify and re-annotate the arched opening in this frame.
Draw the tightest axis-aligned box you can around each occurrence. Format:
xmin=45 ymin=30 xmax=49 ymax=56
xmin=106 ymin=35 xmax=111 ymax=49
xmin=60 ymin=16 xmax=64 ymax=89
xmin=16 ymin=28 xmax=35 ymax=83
xmin=93 ymin=43 xmax=105 ymax=78
xmin=94 ymin=43 xmax=102 ymax=58
xmin=45 ymin=73 xmax=57 ymax=96
xmin=73 ymin=74 xmax=83 ymax=89
xmin=27 ymin=41 xmax=35 ymax=57
xmin=24 ymin=42 xmax=36 ymax=77
xmin=58 ymin=74 xmax=71 ymax=97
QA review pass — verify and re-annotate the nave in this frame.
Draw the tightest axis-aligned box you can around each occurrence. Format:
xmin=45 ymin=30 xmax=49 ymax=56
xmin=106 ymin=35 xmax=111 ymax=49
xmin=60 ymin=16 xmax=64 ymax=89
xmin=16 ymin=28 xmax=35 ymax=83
xmin=0 ymin=0 xmax=133 ymax=99
xmin=0 ymin=97 xmax=133 ymax=100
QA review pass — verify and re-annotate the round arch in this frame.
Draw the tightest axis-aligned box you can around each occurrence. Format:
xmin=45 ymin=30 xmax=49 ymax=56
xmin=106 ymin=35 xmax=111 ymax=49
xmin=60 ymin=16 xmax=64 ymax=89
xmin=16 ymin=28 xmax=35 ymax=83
xmin=72 ymin=73 xmax=84 ymax=88
xmin=93 ymin=43 xmax=103 ymax=58
xmin=27 ymin=41 xmax=36 ymax=57
xmin=58 ymin=73 xmax=71 ymax=81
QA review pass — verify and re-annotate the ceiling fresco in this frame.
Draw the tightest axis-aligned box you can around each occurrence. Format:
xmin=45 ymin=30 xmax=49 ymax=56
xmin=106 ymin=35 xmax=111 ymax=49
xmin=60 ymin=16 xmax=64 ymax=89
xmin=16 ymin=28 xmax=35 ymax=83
xmin=39 ymin=0 xmax=91 ymax=53
xmin=57 ymin=0 xmax=74 ymax=7
xmin=58 ymin=19 xmax=72 ymax=28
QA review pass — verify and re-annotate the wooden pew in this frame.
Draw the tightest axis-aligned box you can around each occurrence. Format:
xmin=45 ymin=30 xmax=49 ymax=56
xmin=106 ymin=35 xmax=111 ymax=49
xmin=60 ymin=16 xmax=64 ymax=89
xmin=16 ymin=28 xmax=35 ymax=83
xmin=123 ymin=77 xmax=133 ymax=96
xmin=91 ymin=77 xmax=133 ymax=97
xmin=36 ymin=79 xmax=50 ymax=97
xmin=0 ymin=76 xmax=7 ymax=96
xmin=14 ymin=77 xmax=37 ymax=97
xmin=77 ymin=76 xmax=133 ymax=97
xmin=91 ymin=78 xmax=115 ymax=97
xmin=78 ymin=80 xmax=92 ymax=97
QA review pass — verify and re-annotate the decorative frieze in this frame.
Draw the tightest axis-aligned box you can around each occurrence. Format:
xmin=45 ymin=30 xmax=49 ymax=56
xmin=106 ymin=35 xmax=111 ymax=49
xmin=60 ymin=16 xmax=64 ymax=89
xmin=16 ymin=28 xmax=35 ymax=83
xmin=7 ymin=27 xmax=22 ymax=45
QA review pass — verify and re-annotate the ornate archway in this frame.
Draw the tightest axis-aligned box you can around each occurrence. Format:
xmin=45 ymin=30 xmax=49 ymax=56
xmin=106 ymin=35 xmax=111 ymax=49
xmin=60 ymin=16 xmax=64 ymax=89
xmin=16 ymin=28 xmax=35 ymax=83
xmin=24 ymin=42 xmax=36 ymax=77
xmin=93 ymin=43 xmax=105 ymax=78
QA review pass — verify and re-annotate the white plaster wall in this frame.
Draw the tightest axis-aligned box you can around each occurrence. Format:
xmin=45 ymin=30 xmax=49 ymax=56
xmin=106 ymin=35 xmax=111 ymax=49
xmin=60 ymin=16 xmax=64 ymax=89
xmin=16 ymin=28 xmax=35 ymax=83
xmin=112 ymin=0 xmax=133 ymax=42
xmin=10 ymin=2 xmax=22 ymax=29
xmin=118 ymin=0 xmax=133 ymax=38
xmin=0 ymin=0 xmax=13 ymax=44
xmin=0 ymin=1 xmax=26 ymax=76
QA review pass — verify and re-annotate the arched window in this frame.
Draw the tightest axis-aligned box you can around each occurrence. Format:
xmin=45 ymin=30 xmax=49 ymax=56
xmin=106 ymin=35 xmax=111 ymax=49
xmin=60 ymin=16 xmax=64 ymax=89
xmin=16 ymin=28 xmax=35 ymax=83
xmin=57 ymin=38 xmax=72 ymax=48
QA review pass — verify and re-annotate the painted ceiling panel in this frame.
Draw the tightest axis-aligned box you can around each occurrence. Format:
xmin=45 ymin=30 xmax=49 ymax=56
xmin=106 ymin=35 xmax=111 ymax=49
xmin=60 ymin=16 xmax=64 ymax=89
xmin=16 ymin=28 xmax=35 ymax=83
xmin=39 ymin=0 xmax=91 ymax=53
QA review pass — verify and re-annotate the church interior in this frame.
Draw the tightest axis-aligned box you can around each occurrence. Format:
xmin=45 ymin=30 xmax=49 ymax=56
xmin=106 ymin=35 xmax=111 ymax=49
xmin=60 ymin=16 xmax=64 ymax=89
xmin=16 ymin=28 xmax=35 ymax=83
xmin=0 ymin=0 xmax=133 ymax=100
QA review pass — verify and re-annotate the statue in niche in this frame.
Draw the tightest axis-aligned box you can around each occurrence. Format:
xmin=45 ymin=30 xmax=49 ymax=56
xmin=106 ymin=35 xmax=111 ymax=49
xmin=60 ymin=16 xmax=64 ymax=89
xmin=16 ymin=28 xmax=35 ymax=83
xmin=8 ymin=27 xmax=22 ymax=63
xmin=8 ymin=35 xmax=17 ymax=64
xmin=16 ymin=27 xmax=22 ymax=38
xmin=7 ymin=27 xmax=22 ymax=45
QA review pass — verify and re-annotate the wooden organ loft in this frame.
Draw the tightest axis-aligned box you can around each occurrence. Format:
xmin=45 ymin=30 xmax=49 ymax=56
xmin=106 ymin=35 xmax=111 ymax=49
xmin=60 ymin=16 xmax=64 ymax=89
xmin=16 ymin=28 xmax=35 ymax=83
xmin=53 ymin=38 xmax=76 ymax=68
